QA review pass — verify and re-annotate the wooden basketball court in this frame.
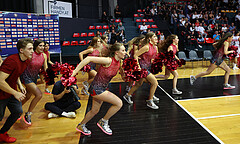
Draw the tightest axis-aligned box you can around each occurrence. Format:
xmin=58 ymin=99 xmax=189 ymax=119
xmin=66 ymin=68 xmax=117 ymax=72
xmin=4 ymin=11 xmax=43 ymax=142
xmin=1 ymin=61 xmax=240 ymax=144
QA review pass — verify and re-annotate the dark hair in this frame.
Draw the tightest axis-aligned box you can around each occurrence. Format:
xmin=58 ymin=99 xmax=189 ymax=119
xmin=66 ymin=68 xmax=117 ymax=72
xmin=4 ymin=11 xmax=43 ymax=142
xmin=33 ymin=39 xmax=44 ymax=51
xmin=17 ymin=38 xmax=34 ymax=52
xmin=108 ymin=42 xmax=123 ymax=57
xmin=44 ymin=41 xmax=49 ymax=45
xmin=215 ymin=32 xmax=232 ymax=50
xmin=141 ymin=32 xmax=155 ymax=47
xmin=101 ymin=35 xmax=108 ymax=41
xmin=88 ymin=37 xmax=101 ymax=49
xmin=158 ymin=34 xmax=177 ymax=52
xmin=126 ymin=34 xmax=145 ymax=52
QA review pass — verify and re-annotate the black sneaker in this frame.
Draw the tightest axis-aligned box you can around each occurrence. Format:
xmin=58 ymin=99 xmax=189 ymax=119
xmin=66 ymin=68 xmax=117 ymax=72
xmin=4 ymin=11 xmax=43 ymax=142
xmin=23 ymin=112 xmax=32 ymax=125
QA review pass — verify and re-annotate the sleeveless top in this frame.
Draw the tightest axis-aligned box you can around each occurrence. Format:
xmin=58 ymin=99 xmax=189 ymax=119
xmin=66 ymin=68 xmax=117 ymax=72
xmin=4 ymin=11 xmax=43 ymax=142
xmin=88 ymin=49 xmax=100 ymax=70
xmin=213 ymin=42 xmax=225 ymax=59
xmin=139 ymin=43 xmax=157 ymax=70
xmin=129 ymin=44 xmax=136 ymax=59
xmin=91 ymin=57 xmax=120 ymax=89
xmin=21 ymin=51 xmax=45 ymax=79
xmin=44 ymin=50 xmax=49 ymax=60
xmin=170 ymin=44 xmax=177 ymax=55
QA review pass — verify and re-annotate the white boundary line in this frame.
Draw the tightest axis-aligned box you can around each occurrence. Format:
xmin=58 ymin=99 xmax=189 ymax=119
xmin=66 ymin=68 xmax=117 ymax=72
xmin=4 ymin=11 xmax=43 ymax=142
xmin=157 ymin=85 xmax=224 ymax=144
xmin=198 ymin=113 xmax=240 ymax=120
xmin=177 ymin=94 xmax=240 ymax=101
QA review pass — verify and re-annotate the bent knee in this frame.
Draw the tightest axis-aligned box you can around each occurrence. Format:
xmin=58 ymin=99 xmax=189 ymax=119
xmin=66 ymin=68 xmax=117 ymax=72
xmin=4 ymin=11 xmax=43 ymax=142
xmin=90 ymin=108 xmax=100 ymax=115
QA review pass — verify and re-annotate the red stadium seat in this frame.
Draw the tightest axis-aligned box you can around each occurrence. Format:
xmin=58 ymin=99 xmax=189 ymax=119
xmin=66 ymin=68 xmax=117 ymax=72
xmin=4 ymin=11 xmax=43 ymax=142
xmin=151 ymin=25 xmax=158 ymax=28
xmin=71 ymin=41 xmax=78 ymax=46
xmin=134 ymin=14 xmax=139 ymax=17
xmin=138 ymin=25 xmax=142 ymax=28
xmin=136 ymin=19 xmax=142 ymax=22
xmin=103 ymin=25 xmax=109 ymax=29
xmin=148 ymin=19 xmax=154 ymax=22
xmin=88 ymin=32 xmax=95 ymax=37
xmin=147 ymin=25 xmax=151 ymax=28
xmin=73 ymin=33 xmax=80 ymax=37
xmin=142 ymin=9 xmax=145 ymax=12
xmin=142 ymin=19 xmax=148 ymax=22
xmin=115 ymin=19 xmax=121 ymax=23
xmin=137 ymin=9 xmax=142 ymax=12
xmin=89 ymin=25 xmax=95 ymax=30
xmin=96 ymin=25 xmax=102 ymax=29
xmin=79 ymin=40 xmax=86 ymax=45
xmin=87 ymin=40 xmax=91 ymax=44
xmin=139 ymin=14 xmax=144 ymax=17
xmin=156 ymin=31 xmax=161 ymax=35
xmin=205 ymin=38 xmax=214 ymax=43
xmin=81 ymin=32 xmax=87 ymax=37
xmin=62 ymin=41 xmax=70 ymax=46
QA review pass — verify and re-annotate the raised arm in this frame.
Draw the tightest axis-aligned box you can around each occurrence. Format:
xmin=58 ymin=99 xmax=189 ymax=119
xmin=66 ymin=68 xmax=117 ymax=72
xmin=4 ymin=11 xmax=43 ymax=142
xmin=79 ymin=48 xmax=94 ymax=61
xmin=134 ymin=45 xmax=149 ymax=68
xmin=72 ymin=56 xmax=112 ymax=77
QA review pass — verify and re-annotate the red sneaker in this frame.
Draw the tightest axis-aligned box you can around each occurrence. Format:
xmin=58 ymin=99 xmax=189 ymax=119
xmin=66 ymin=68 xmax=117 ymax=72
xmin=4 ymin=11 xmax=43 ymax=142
xmin=0 ymin=132 xmax=16 ymax=143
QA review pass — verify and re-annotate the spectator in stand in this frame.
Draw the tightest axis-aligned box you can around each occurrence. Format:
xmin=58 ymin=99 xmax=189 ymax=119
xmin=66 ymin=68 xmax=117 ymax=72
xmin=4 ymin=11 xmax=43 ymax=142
xmin=190 ymin=23 xmax=195 ymax=32
xmin=203 ymin=11 xmax=209 ymax=24
xmin=197 ymin=34 xmax=205 ymax=48
xmin=145 ymin=6 xmax=151 ymax=19
xmin=192 ymin=11 xmax=199 ymax=22
xmin=198 ymin=23 xmax=207 ymax=38
xmin=213 ymin=31 xmax=221 ymax=41
xmin=109 ymin=29 xmax=117 ymax=44
xmin=229 ymin=23 xmax=236 ymax=32
xmin=209 ymin=11 xmax=215 ymax=20
xmin=213 ymin=23 xmax=220 ymax=32
xmin=96 ymin=31 xmax=101 ymax=37
xmin=216 ymin=13 xmax=221 ymax=20
xmin=159 ymin=32 xmax=165 ymax=44
xmin=222 ymin=24 xmax=228 ymax=32
xmin=102 ymin=11 xmax=110 ymax=24
xmin=117 ymin=22 xmax=125 ymax=34
xmin=140 ymin=22 xmax=148 ymax=35
xmin=114 ymin=5 xmax=122 ymax=21
xmin=223 ymin=17 xmax=229 ymax=25
xmin=235 ymin=12 xmax=240 ymax=30
xmin=171 ymin=10 xmax=178 ymax=25
xmin=178 ymin=11 xmax=185 ymax=19
xmin=195 ymin=19 xmax=200 ymax=26
xmin=109 ymin=23 xmax=116 ymax=31
xmin=117 ymin=30 xmax=126 ymax=43
xmin=150 ymin=6 xmax=158 ymax=19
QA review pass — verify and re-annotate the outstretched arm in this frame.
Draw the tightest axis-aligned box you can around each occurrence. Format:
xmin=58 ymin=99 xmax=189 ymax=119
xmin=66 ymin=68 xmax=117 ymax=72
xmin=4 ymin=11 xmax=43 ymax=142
xmin=72 ymin=56 xmax=112 ymax=77
xmin=79 ymin=48 xmax=94 ymax=61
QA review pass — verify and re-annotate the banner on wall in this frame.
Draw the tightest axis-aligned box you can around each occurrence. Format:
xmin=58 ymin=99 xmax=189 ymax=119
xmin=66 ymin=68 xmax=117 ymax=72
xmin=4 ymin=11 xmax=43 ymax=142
xmin=0 ymin=11 xmax=61 ymax=56
xmin=43 ymin=0 xmax=72 ymax=18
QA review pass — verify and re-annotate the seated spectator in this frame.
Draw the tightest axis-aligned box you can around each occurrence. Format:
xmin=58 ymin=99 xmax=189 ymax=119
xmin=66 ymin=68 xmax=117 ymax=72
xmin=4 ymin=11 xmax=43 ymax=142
xmin=229 ymin=23 xmax=236 ymax=31
xmin=116 ymin=30 xmax=126 ymax=43
xmin=102 ymin=11 xmax=110 ymax=24
xmin=216 ymin=13 xmax=221 ymax=20
xmin=117 ymin=22 xmax=125 ymax=33
xmin=221 ymin=24 xmax=228 ymax=32
xmin=159 ymin=32 xmax=165 ymax=44
xmin=96 ymin=31 xmax=101 ymax=37
xmin=197 ymin=34 xmax=204 ymax=43
xmin=140 ymin=22 xmax=148 ymax=34
xmin=192 ymin=11 xmax=199 ymax=21
xmin=150 ymin=6 xmax=158 ymax=18
xmin=190 ymin=23 xmax=195 ymax=32
xmin=195 ymin=19 xmax=200 ymax=26
xmin=45 ymin=81 xmax=81 ymax=118
xmin=213 ymin=31 xmax=221 ymax=41
xmin=178 ymin=11 xmax=185 ymax=19
xmin=109 ymin=23 xmax=116 ymax=31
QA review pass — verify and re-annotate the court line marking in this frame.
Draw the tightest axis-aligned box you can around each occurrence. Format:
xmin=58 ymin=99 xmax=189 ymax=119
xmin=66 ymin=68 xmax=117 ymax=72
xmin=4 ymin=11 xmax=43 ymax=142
xmin=198 ymin=113 xmax=240 ymax=120
xmin=177 ymin=95 xmax=240 ymax=101
xmin=157 ymin=85 xmax=224 ymax=144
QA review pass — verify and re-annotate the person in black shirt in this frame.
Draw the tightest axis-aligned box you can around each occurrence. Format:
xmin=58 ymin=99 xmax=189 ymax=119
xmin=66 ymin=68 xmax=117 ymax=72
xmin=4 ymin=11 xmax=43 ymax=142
xmin=45 ymin=81 xmax=81 ymax=118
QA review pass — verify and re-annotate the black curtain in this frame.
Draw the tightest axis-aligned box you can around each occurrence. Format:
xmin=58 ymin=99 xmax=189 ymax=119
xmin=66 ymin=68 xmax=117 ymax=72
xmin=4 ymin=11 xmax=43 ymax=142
xmin=0 ymin=0 xmax=34 ymax=13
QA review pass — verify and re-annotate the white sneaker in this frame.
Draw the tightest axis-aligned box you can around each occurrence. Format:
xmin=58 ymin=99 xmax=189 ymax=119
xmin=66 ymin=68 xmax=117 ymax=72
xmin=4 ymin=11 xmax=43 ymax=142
xmin=76 ymin=123 xmax=91 ymax=135
xmin=81 ymin=88 xmax=89 ymax=96
xmin=190 ymin=75 xmax=196 ymax=85
xmin=153 ymin=95 xmax=159 ymax=101
xmin=82 ymin=81 xmax=89 ymax=90
xmin=233 ymin=66 xmax=239 ymax=70
xmin=97 ymin=119 xmax=112 ymax=135
xmin=223 ymin=84 xmax=235 ymax=90
xmin=172 ymin=89 xmax=182 ymax=95
xmin=123 ymin=94 xmax=133 ymax=104
xmin=65 ymin=112 xmax=76 ymax=118
xmin=48 ymin=112 xmax=59 ymax=118
xmin=146 ymin=100 xmax=159 ymax=109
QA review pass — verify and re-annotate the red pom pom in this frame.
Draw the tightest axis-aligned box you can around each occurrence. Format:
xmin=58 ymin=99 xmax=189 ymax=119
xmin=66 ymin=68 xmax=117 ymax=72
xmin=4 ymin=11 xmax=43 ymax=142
xmin=59 ymin=63 xmax=77 ymax=87
xmin=80 ymin=64 xmax=91 ymax=72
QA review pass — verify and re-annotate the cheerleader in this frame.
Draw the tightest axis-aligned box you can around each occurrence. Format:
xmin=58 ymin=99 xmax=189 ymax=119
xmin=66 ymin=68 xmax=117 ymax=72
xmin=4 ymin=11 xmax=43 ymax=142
xmin=155 ymin=34 xmax=182 ymax=95
xmin=125 ymin=34 xmax=145 ymax=92
xmin=79 ymin=37 xmax=103 ymax=95
xmin=190 ymin=32 xmax=235 ymax=89
xmin=72 ymin=43 xmax=126 ymax=135
xmin=20 ymin=39 xmax=48 ymax=125
xmin=123 ymin=32 xmax=159 ymax=109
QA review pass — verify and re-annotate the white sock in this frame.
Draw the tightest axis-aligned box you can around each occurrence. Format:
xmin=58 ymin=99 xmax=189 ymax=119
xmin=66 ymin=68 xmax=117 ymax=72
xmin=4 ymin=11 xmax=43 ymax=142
xmin=102 ymin=118 xmax=108 ymax=123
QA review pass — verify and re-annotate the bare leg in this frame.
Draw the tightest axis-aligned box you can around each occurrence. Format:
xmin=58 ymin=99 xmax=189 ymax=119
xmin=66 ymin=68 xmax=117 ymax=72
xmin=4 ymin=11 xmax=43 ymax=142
xmin=195 ymin=63 xmax=217 ymax=79
xmin=87 ymin=70 xmax=97 ymax=84
xmin=170 ymin=70 xmax=179 ymax=89
xmin=145 ymin=73 xmax=158 ymax=100
xmin=127 ymin=79 xmax=144 ymax=95
xmin=218 ymin=61 xmax=231 ymax=84
xmin=81 ymin=91 xmax=122 ymax=124
xmin=155 ymin=67 xmax=170 ymax=79
xmin=24 ymin=83 xmax=43 ymax=112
